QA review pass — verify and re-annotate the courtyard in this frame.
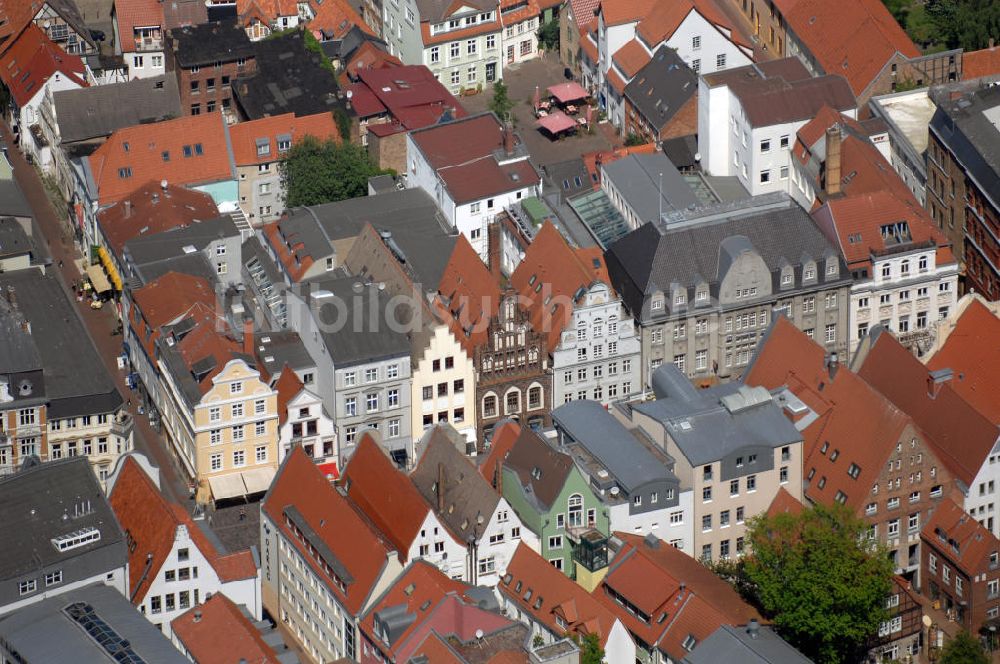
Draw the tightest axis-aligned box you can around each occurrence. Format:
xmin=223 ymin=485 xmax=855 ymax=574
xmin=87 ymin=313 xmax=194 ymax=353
xmin=460 ymin=53 xmax=619 ymax=167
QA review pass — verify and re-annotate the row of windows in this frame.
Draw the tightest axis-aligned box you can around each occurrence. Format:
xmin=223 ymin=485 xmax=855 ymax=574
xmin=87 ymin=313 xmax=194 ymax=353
xmin=562 ymin=359 xmax=633 ymax=384
xmin=562 ymin=381 xmax=632 ymax=403
xmin=421 ymin=380 xmax=464 ymax=400
xmin=343 ymin=389 xmax=402 ymax=416
xmin=482 ymin=386 xmax=543 ymax=418
xmin=209 ymin=398 xmax=268 ymax=421
xmin=341 ymin=419 xmax=403 ymax=445
xmin=209 ymin=446 xmax=269 ymax=471
xmin=18 ymin=570 xmax=62 ymax=596
xmin=344 ymin=364 xmax=400 ymax=386
xmin=209 ymin=422 xmax=268 ymax=444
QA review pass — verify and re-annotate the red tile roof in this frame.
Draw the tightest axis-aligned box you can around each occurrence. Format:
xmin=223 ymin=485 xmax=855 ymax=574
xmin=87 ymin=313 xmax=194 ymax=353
xmin=172 ymin=594 xmax=281 ymax=663
xmin=309 ymin=0 xmax=374 ymax=39
xmin=113 ymin=0 xmax=164 ymax=53
xmin=87 ymin=112 xmax=235 ymax=206
xmin=597 ymin=532 xmax=761 ymax=659
xmin=408 ymin=113 xmax=540 ymax=205
xmin=598 ymin=0 xmax=657 ymax=27
xmin=928 ymin=300 xmax=1000 ymax=425
xmin=229 ymin=112 xmax=339 ymax=167
xmin=580 ymin=28 xmax=599 ymax=62
xmin=744 ymin=317 xmax=913 ymax=509
xmin=173 ymin=310 xmax=245 ymax=396
xmin=341 ymin=434 xmax=433 ymax=555
xmin=500 ymin=543 xmax=623 ymax=650
xmin=509 ymin=221 xmax=610 ymax=353
xmin=274 ymin=364 xmax=304 ymax=427
xmin=263 ymin=446 xmax=396 ymax=615
xmin=767 ymin=486 xmax=804 ymax=518
xmin=109 ymin=457 xmax=257 ymax=604
xmin=236 ymin=0 xmax=298 ymax=24
xmin=0 ymin=0 xmax=43 ymax=45
xmin=813 ymin=190 xmax=954 ymax=275
xmin=611 ymin=39 xmax=650 ymax=79
xmin=436 ymin=234 xmax=501 ymax=356
xmin=0 ymin=24 xmax=87 ymax=107
xmin=98 ymin=181 xmax=219 ymax=257
xmin=921 ymin=497 xmax=999 ymax=575
xmin=606 ymin=68 xmax=627 ymax=94
xmin=262 ymin=217 xmax=317 ymax=283
xmin=780 ymin=0 xmax=919 ymax=96
xmin=359 ymin=561 xmax=504 ymax=661
xmin=354 ymin=65 xmax=467 ymax=130
xmin=479 ymin=420 xmax=522 ymax=485
xmin=340 ymin=40 xmax=403 ymax=86
xmin=963 ymin=47 xmax=1000 ymax=81
xmin=856 ymin=329 xmax=999 ymax=486
xmin=129 ymin=272 xmax=218 ymax=358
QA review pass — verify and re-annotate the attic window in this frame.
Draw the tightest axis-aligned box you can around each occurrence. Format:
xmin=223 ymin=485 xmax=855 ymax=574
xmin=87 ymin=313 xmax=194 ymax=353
xmin=194 ymin=143 xmax=203 ymax=156
xmin=162 ymin=151 xmax=170 ymax=162
xmin=848 ymin=233 xmax=862 ymax=244
xmin=514 ymin=580 xmax=522 ymax=593
xmin=277 ymin=135 xmax=292 ymax=152
xmin=183 ymin=145 xmax=193 ymax=158
xmin=533 ymin=597 xmax=543 ymax=610
xmin=419 ymin=599 xmax=432 ymax=611
xmin=502 ymin=573 xmax=512 ymax=585
xmin=122 ymin=141 xmax=130 ymax=152
xmin=820 ymin=441 xmax=829 ymax=455
xmin=256 ymin=138 xmax=271 ymax=156
xmin=682 ymin=635 xmax=697 ymax=652
xmin=118 ymin=167 xmax=132 ymax=179
xmin=52 ymin=527 xmax=101 ymax=552
xmin=848 ymin=463 xmax=861 ymax=479
xmin=834 ymin=491 xmax=847 ymax=504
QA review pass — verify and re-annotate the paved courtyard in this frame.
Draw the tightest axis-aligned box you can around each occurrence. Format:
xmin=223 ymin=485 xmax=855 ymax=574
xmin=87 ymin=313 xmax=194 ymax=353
xmin=460 ymin=53 xmax=618 ymax=167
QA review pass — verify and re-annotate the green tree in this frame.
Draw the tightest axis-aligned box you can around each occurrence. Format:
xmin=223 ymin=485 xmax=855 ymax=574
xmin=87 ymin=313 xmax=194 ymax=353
xmin=624 ymin=132 xmax=645 ymax=147
xmin=939 ymin=631 xmax=989 ymax=664
xmin=280 ymin=136 xmax=385 ymax=207
xmin=489 ymin=80 xmax=514 ymax=122
xmin=537 ymin=19 xmax=560 ymax=51
xmin=579 ymin=633 xmax=604 ymax=664
xmin=742 ymin=502 xmax=894 ymax=664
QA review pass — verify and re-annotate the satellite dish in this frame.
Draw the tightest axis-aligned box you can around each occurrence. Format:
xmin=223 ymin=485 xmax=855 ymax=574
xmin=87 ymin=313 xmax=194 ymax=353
xmin=475 ymin=629 xmax=484 ymax=640
xmin=346 ymin=90 xmax=353 ymax=99
xmin=694 ymin=152 xmax=701 ymax=162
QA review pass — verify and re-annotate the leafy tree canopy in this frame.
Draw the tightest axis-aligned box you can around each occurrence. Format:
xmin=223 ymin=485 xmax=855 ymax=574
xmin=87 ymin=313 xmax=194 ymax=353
xmin=538 ymin=19 xmax=560 ymax=51
xmin=489 ymin=80 xmax=514 ymax=122
xmin=579 ymin=633 xmax=604 ymax=664
xmin=741 ymin=502 xmax=895 ymax=664
xmin=939 ymin=631 xmax=989 ymax=664
xmin=280 ymin=136 xmax=386 ymax=207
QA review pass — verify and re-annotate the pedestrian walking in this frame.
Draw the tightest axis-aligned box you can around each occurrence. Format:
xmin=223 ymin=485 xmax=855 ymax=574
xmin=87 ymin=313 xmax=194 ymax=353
xmin=127 ymin=398 xmax=132 ymax=408
xmin=58 ymin=259 xmax=63 ymax=268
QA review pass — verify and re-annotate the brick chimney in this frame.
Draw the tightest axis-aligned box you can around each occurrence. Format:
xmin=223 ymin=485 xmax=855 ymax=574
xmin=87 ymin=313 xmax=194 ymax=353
xmin=927 ymin=368 xmax=953 ymax=398
xmin=502 ymin=123 xmax=515 ymax=157
xmin=825 ymin=126 xmax=842 ymax=196
xmin=487 ymin=219 xmax=503 ymax=279
xmin=124 ymin=200 xmax=132 ymax=218
xmin=243 ymin=317 xmax=254 ymax=357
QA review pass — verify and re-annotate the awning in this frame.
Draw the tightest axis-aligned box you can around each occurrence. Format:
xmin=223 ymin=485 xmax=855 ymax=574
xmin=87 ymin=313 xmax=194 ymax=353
xmin=241 ymin=467 xmax=276 ymax=494
xmin=536 ymin=110 xmax=577 ymax=134
xmin=316 ymin=461 xmax=340 ymax=481
xmin=547 ymin=81 xmax=588 ymax=103
xmin=86 ymin=264 xmax=112 ymax=294
xmin=208 ymin=473 xmax=247 ymax=501
xmin=97 ymin=246 xmax=124 ymax=291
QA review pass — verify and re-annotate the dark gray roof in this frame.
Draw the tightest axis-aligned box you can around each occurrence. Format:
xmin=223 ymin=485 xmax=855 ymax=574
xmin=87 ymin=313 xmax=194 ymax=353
xmin=601 ymin=152 xmax=700 ymax=223
xmin=0 ymin=456 xmax=126 ymax=582
xmin=53 ymin=76 xmax=181 ymax=144
xmin=0 ymin=179 xmax=32 ymax=218
xmin=0 ymin=291 xmax=41 ymax=377
xmin=930 ymin=85 xmax=1000 ymax=207
xmin=503 ymin=427 xmax=575 ymax=513
xmin=298 ymin=276 xmax=411 ymax=367
xmin=0 ymin=217 xmax=33 ymax=258
xmin=411 ymin=425 xmax=502 ymax=541
xmin=543 ymin=158 xmax=593 ymax=203
xmin=256 ymin=329 xmax=316 ymax=377
xmin=551 ymin=400 xmax=675 ymax=493
xmin=132 ymin=251 xmax=218 ymax=287
xmin=683 ymin=624 xmax=813 ymax=664
xmin=634 ymin=364 xmax=802 ymax=467
xmin=661 ymin=135 xmax=699 ymax=171
xmin=234 ymin=31 xmax=344 ymax=120
xmin=0 ymin=271 xmax=122 ymax=418
xmin=0 ymin=583 xmax=186 ymax=663
xmin=624 ymin=46 xmax=697 ymax=133
xmin=283 ymin=188 xmax=455 ymax=289
xmin=168 ymin=20 xmax=254 ymax=68
xmin=124 ymin=215 xmax=238 ymax=274
xmin=604 ymin=194 xmax=848 ymax=317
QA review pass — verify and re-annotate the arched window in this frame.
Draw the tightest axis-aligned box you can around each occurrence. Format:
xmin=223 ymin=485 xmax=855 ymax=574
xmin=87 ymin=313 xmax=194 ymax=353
xmin=608 ymin=315 xmax=618 ymax=336
xmin=528 ymin=385 xmax=542 ymax=409
xmin=568 ymin=494 xmax=583 ymax=528
xmin=483 ymin=394 xmax=497 ymax=418
xmin=505 ymin=389 xmax=520 ymax=415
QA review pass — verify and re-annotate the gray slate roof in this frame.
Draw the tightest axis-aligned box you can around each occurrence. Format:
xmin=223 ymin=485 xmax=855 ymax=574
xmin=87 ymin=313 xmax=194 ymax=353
xmin=930 ymin=85 xmax=1000 ymax=207
xmin=0 ymin=217 xmax=33 ymax=258
xmin=0 ymin=179 xmax=32 ymax=219
xmin=0 ymin=456 xmax=126 ymax=582
xmin=299 ymin=275 xmax=411 ymax=367
xmin=281 ymin=188 xmax=455 ymax=289
xmin=635 ymin=364 xmax=802 ymax=467
xmin=502 ymin=427 xmax=575 ymax=513
xmin=624 ymin=46 xmax=698 ymax=134
xmin=124 ymin=215 xmax=237 ymax=284
xmin=411 ymin=425 xmax=502 ymax=542
xmin=601 ymin=152 xmax=699 ymax=224
xmin=604 ymin=194 xmax=847 ymax=318
xmin=0 ymin=583 xmax=186 ymax=663
xmin=0 ymin=271 xmax=122 ymax=418
xmin=414 ymin=0 xmax=495 ymax=24
xmin=683 ymin=624 xmax=814 ymax=664
xmin=53 ymin=76 xmax=181 ymax=144
xmin=169 ymin=19 xmax=254 ymax=67
xmin=551 ymin=400 xmax=675 ymax=493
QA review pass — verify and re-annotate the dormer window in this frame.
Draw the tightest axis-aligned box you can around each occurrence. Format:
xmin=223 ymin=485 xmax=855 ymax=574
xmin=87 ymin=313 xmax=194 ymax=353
xmin=803 ymin=264 xmax=816 ymax=281
xmin=651 ymin=297 xmax=663 ymax=311
xmin=674 ymin=291 xmax=686 ymax=306
xmin=256 ymin=138 xmax=270 ymax=156
xmin=825 ymin=258 xmax=839 ymax=278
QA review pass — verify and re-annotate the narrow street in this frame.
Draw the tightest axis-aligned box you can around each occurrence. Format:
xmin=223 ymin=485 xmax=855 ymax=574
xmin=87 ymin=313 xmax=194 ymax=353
xmin=2 ymin=122 xmax=191 ymax=505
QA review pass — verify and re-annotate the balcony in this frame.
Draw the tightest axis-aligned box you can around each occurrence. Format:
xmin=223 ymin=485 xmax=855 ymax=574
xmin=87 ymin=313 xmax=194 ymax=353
xmin=111 ymin=412 xmax=134 ymax=441
xmin=571 ymin=529 xmax=608 ymax=572
xmin=133 ymin=36 xmax=163 ymax=51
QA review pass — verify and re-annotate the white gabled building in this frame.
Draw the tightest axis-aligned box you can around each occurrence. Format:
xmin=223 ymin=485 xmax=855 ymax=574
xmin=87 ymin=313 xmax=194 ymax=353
xmin=273 ymin=366 xmax=340 ymax=472
xmin=698 ymin=57 xmax=857 ymax=197
xmin=596 ymin=0 xmax=752 ymax=129
xmin=406 ymin=113 xmax=541 ymax=260
xmin=107 ymin=455 xmax=261 ymax=638
xmin=410 ymin=425 xmax=538 ymax=585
